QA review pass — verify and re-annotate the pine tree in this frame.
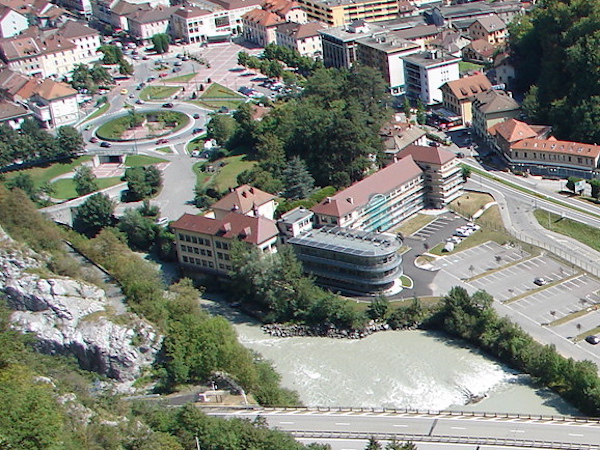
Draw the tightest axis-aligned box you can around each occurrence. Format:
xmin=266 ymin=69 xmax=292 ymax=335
xmin=282 ymin=156 xmax=314 ymax=200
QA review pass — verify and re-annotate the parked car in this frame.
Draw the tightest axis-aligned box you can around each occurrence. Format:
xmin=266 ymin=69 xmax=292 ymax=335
xmin=100 ymin=141 xmax=112 ymax=148
xmin=534 ymin=277 xmax=548 ymax=286
xmin=193 ymin=113 xmax=200 ymax=119
xmin=586 ymin=335 xmax=600 ymax=345
xmin=89 ymin=136 xmax=98 ymax=143
xmin=162 ymin=102 xmax=173 ymax=108
xmin=156 ymin=138 xmax=169 ymax=144
xmin=128 ymin=93 xmax=135 ymax=98
xmin=192 ymin=128 xmax=204 ymax=134
xmin=155 ymin=217 xmax=169 ymax=227
xmin=159 ymin=73 xmax=168 ymax=78
xmin=135 ymin=99 xmax=144 ymax=104
xmin=172 ymin=67 xmax=182 ymax=73
xmin=174 ymin=61 xmax=182 ymax=66
xmin=147 ymin=76 xmax=156 ymax=82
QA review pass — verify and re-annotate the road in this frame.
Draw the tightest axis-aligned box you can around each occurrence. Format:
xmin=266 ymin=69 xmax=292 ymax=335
xmin=206 ymin=407 xmax=600 ymax=450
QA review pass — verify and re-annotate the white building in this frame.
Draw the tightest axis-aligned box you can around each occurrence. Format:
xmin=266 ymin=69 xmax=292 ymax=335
xmin=0 ymin=5 xmax=27 ymax=38
xmin=27 ymin=79 xmax=80 ymax=128
xmin=275 ymin=21 xmax=324 ymax=58
xmin=402 ymin=50 xmax=460 ymax=105
xmin=171 ymin=6 xmax=230 ymax=43
xmin=127 ymin=5 xmax=178 ymax=42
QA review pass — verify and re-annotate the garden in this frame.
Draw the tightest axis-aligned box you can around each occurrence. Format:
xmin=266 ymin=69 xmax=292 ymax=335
xmin=96 ymin=111 xmax=189 ymax=141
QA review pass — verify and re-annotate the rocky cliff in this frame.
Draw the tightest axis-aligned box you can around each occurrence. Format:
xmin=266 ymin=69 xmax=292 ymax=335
xmin=0 ymin=227 xmax=162 ymax=384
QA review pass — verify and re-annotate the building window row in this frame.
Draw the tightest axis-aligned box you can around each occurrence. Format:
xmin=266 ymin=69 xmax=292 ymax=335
xmin=180 ymin=244 xmax=213 ymax=257
xmin=182 ymin=255 xmax=214 ymax=268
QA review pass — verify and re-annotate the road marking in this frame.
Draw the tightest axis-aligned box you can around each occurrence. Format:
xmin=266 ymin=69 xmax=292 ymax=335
xmin=510 ymin=429 xmax=525 ymax=433
xmin=569 ymin=433 xmax=584 ymax=437
xmin=451 ymin=426 xmax=466 ymax=430
xmin=335 ymin=422 xmax=350 ymax=426
xmin=279 ymin=421 xmax=294 ymax=425
xmin=393 ymin=424 xmax=408 ymax=428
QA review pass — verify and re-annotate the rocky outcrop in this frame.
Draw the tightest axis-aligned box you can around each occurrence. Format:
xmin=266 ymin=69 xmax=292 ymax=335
xmin=0 ymin=226 xmax=162 ymax=383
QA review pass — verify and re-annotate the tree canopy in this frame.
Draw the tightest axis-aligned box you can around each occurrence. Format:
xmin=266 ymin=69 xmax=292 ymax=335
xmin=510 ymin=0 xmax=600 ymax=142
xmin=152 ymin=33 xmax=170 ymax=54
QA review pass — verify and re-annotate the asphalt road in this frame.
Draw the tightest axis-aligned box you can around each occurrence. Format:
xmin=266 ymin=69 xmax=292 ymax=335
xmin=207 ymin=408 xmax=600 ymax=449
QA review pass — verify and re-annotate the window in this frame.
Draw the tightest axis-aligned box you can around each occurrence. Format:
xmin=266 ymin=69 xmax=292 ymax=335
xmin=215 ymin=241 xmax=222 ymax=249
xmin=182 ymin=255 xmax=189 ymax=262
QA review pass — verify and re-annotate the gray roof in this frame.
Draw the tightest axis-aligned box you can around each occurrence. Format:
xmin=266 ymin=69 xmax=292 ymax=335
xmin=289 ymin=226 xmax=401 ymax=258
xmin=279 ymin=206 xmax=314 ymax=224
xmin=356 ymin=31 xmax=419 ymax=53
xmin=402 ymin=50 xmax=461 ymax=68
xmin=319 ymin=21 xmax=384 ymax=42
xmin=473 ymin=89 xmax=519 ymax=114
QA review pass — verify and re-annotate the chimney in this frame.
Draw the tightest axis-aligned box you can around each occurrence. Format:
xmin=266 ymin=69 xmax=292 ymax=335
xmin=347 ymin=197 xmax=353 ymax=204
xmin=249 ymin=187 xmax=254 ymax=194
xmin=325 ymin=197 xmax=332 ymax=203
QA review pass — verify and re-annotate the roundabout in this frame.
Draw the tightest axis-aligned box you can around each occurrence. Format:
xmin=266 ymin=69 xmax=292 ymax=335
xmin=95 ymin=110 xmax=190 ymax=142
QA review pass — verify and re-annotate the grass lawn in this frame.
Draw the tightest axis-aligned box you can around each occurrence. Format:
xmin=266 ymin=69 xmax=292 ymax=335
xmin=186 ymin=136 xmax=207 ymax=153
xmin=459 ymin=61 xmax=485 ymax=73
xmin=393 ymin=214 xmax=436 ymax=237
xmin=125 ymin=155 xmax=168 ymax=167
xmin=82 ymin=102 xmax=110 ymax=123
xmin=139 ymin=86 xmax=182 ymax=101
xmin=2 ymin=156 xmax=92 ymax=189
xmin=449 ymin=191 xmax=495 ymax=219
xmin=195 ymin=154 xmax=256 ymax=191
xmin=189 ymin=82 xmax=246 ymax=110
xmin=164 ymin=73 xmax=196 ymax=83
xmin=156 ymin=146 xmax=172 ymax=153
xmin=97 ymin=111 xmax=189 ymax=140
xmin=51 ymin=177 xmax=122 ymax=200
xmin=534 ymin=209 xmax=600 ymax=252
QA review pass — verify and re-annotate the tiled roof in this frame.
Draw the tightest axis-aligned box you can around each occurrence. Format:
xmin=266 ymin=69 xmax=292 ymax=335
xmin=464 ymin=38 xmax=497 ymax=58
xmin=209 ymin=0 xmax=263 ymax=11
xmin=33 ymin=78 xmax=77 ymax=100
xmin=511 ymin=139 xmax=600 ymax=159
xmin=311 ymin=156 xmax=423 ymax=217
xmin=398 ymin=144 xmax=456 ymax=166
xmin=211 ymin=184 xmax=275 ymax=216
xmin=472 ymin=14 xmax=506 ymax=33
xmin=473 ymin=89 xmax=519 ymax=114
xmin=394 ymin=24 xmax=439 ymax=40
xmin=262 ymin=0 xmax=301 ymax=15
xmin=277 ymin=21 xmax=324 ymax=39
xmin=56 ymin=20 xmax=98 ymax=39
xmin=242 ymin=8 xmax=284 ymax=26
xmin=111 ymin=0 xmax=152 ymax=16
xmin=0 ymin=69 xmax=29 ymax=96
xmin=128 ymin=6 xmax=178 ymax=24
xmin=0 ymin=99 xmax=30 ymax=120
xmin=488 ymin=118 xmax=537 ymax=143
xmin=171 ymin=212 xmax=279 ymax=245
xmin=441 ymin=73 xmax=491 ymax=101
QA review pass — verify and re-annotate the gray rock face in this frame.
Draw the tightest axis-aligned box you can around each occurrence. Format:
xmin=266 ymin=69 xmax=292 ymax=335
xmin=0 ymin=227 xmax=162 ymax=382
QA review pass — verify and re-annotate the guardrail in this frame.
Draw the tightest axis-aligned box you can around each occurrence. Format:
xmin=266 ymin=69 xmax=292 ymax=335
xmin=205 ymin=405 xmax=600 ymax=424
xmin=289 ymin=431 xmax=600 ymax=449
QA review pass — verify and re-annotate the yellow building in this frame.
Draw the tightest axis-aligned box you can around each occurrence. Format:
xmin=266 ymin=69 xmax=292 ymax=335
xmin=295 ymin=0 xmax=405 ymax=27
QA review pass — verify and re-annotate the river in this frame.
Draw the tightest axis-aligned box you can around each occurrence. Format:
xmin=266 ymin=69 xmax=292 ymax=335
xmin=202 ymin=299 xmax=579 ymax=416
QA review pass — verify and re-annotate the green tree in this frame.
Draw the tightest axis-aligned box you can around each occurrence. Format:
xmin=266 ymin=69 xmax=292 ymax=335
xmin=367 ymin=295 xmax=389 ymax=321
xmin=70 ymin=63 xmax=94 ymax=91
xmin=237 ymin=51 xmax=250 ymax=67
xmin=365 ymin=437 xmax=382 ymax=450
xmin=118 ymin=208 xmax=158 ymax=251
xmin=124 ymin=166 xmax=162 ymax=201
xmin=461 ymin=166 xmax=471 ymax=182
xmin=403 ymin=96 xmax=412 ymax=121
xmin=152 ymin=33 xmax=170 ymax=54
xmin=73 ymin=165 xmax=98 ymax=196
xmin=56 ymin=125 xmax=84 ymax=156
xmin=566 ymin=176 xmax=582 ymax=194
xmin=589 ymin=178 xmax=600 ymax=201
xmin=73 ymin=193 xmax=114 ymax=236
xmin=90 ymin=64 xmax=113 ymax=86
xmin=119 ymin=59 xmax=134 ymax=75
xmin=206 ymin=113 xmax=237 ymax=147
xmin=416 ymin=98 xmax=426 ymax=125
xmin=98 ymin=44 xmax=124 ymax=65
xmin=6 ymin=173 xmax=37 ymax=201
xmin=282 ymin=156 xmax=315 ymax=200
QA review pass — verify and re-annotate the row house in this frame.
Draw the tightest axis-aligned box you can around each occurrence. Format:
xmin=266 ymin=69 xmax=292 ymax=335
xmin=193 ymin=0 xmax=264 ymax=39
xmin=355 ymin=31 xmax=420 ymax=95
xmin=127 ymin=5 xmax=178 ymax=43
xmin=440 ymin=73 xmax=492 ymax=126
xmin=209 ymin=184 xmax=277 ymax=220
xmin=488 ymin=118 xmax=551 ymax=159
xmin=242 ymin=0 xmax=306 ymax=46
xmin=275 ymin=21 xmax=324 ymax=58
xmin=92 ymin=0 xmax=154 ymax=32
xmin=425 ymin=1 xmax=528 ymax=29
xmin=0 ymin=21 xmax=100 ymax=78
xmin=429 ymin=29 xmax=470 ymax=58
xmin=0 ymin=99 xmax=33 ymax=128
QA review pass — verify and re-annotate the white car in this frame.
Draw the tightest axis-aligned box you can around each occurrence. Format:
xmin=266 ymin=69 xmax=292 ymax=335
xmin=155 ymin=217 xmax=169 ymax=227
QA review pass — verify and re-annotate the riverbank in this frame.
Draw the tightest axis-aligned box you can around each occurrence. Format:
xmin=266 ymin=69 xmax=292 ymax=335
xmin=261 ymin=322 xmax=391 ymax=339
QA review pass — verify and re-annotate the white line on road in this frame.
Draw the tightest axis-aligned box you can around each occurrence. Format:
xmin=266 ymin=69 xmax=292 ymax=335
xmin=393 ymin=424 xmax=408 ymax=427
xmin=510 ymin=429 xmax=525 ymax=433
xmin=569 ymin=433 xmax=584 ymax=437
xmin=450 ymin=426 xmax=466 ymax=430
xmin=279 ymin=421 xmax=294 ymax=425
xmin=335 ymin=423 xmax=350 ymax=426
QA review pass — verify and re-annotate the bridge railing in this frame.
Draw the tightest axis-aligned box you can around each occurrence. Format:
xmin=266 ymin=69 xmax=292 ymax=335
xmin=290 ymin=431 xmax=600 ymax=449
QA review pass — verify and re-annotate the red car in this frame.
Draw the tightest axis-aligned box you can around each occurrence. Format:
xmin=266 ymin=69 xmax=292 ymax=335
xmin=159 ymin=73 xmax=168 ymax=78
xmin=89 ymin=136 xmax=98 ymax=143
xmin=156 ymin=138 xmax=169 ymax=145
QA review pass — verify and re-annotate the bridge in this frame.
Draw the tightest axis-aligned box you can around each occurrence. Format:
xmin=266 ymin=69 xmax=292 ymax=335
xmin=204 ymin=406 xmax=600 ymax=450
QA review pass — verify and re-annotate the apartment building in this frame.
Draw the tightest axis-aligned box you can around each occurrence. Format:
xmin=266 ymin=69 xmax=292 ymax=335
xmin=288 ymin=226 xmax=403 ymax=295
xmin=170 ymin=6 xmax=214 ymax=44
xmin=440 ymin=73 xmax=492 ymax=126
xmin=320 ymin=19 xmax=382 ymax=68
xmin=242 ymin=0 xmax=306 ymax=46
xmin=0 ymin=5 xmax=27 ymax=38
xmin=467 ymin=14 xmax=507 ymax=45
xmin=471 ymin=89 xmax=520 ymax=139
xmin=127 ymin=5 xmax=178 ymax=42
xmin=397 ymin=144 xmax=463 ymax=208
xmin=0 ymin=99 xmax=33 ymax=128
xmin=379 ymin=118 xmax=428 ymax=164
xmin=210 ymin=184 xmax=277 ymax=220
xmin=295 ymin=0 xmax=408 ymax=27
xmin=275 ymin=21 xmax=324 ymax=58
xmin=172 ymin=212 xmax=279 ymax=277
xmin=193 ymin=0 xmax=264 ymax=40
xmin=402 ymin=50 xmax=460 ymax=105
xmin=311 ymin=155 xmax=427 ymax=233
xmin=355 ymin=31 xmax=420 ymax=95
xmin=26 ymin=78 xmax=79 ymax=128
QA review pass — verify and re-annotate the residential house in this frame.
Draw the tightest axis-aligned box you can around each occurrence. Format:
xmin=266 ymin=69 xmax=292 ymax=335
xmin=379 ymin=118 xmax=428 ymax=164
xmin=288 ymin=226 xmax=403 ymax=295
xmin=0 ymin=99 xmax=33 ymax=128
xmin=487 ymin=118 xmax=550 ymax=159
xmin=311 ymin=155 xmax=426 ymax=232
xmin=509 ymin=139 xmax=600 ymax=180
xmin=471 ymin=89 xmax=520 ymax=140
xmin=210 ymin=184 xmax=277 ymax=220
xmin=170 ymin=6 xmax=214 ymax=44
xmin=397 ymin=144 xmax=463 ymax=208
xmin=0 ymin=5 xmax=27 ymax=38
xmin=294 ymin=0 xmax=411 ymax=27
xmin=54 ymin=0 xmax=93 ymax=18
xmin=467 ymin=14 xmax=507 ymax=45
xmin=425 ymin=1 xmax=528 ymax=29
xmin=0 ymin=21 xmax=101 ymax=78
xmin=275 ymin=21 xmax=324 ymax=58
xmin=429 ymin=29 xmax=470 ymax=57
xmin=26 ymin=78 xmax=79 ymax=127
xmin=461 ymin=38 xmax=497 ymax=64
xmin=0 ymin=0 xmax=67 ymax=29
xmin=277 ymin=206 xmax=313 ymax=244
xmin=319 ymin=19 xmax=382 ymax=69
xmin=242 ymin=0 xmax=306 ymax=46
xmin=402 ymin=50 xmax=461 ymax=105
xmin=172 ymin=212 xmax=279 ymax=277
xmin=355 ymin=31 xmax=420 ymax=95
xmin=262 ymin=0 xmax=306 ymax=23
xmin=492 ymin=52 xmax=515 ymax=87
xmin=93 ymin=0 xmax=153 ymax=32
xmin=194 ymin=0 xmax=264 ymax=40
xmin=0 ymin=68 xmax=29 ymax=100
xmin=440 ymin=73 xmax=492 ymax=126
xmin=127 ymin=5 xmax=178 ymax=43
xmin=391 ymin=24 xmax=439 ymax=51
